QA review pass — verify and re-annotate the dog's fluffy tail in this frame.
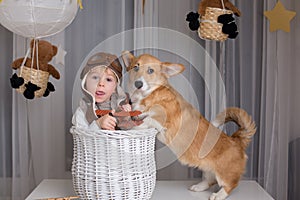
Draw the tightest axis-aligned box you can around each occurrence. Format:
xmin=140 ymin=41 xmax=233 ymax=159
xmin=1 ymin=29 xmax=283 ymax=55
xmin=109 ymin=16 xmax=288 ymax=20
xmin=212 ymin=107 xmax=256 ymax=149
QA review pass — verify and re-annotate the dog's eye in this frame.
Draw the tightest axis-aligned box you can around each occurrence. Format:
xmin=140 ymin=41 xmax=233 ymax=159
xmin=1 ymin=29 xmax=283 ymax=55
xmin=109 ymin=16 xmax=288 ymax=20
xmin=147 ymin=68 xmax=154 ymax=74
xmin=134 ymin=65 xmax=139 ymax=72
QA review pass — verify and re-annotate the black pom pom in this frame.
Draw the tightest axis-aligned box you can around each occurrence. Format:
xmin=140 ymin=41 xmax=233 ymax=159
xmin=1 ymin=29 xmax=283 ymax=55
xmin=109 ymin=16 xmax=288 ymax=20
xmin=228 ymin=31 xmax=239 ymax=39
xmin=217 ymin=14 xmax=239 ymax=39
xmin=43 ymin=82 xmax=55 ymax=97
xmin=23 ymin=82 xmax=41 ymax=99
xmin=186 ymin=12 xmax=199 ymax=22
xmin=222 ymin=23 xmax=238 ymax=34
xmin=47 ymin=82 xmax=55 ymax=92
xmin=186 ymin=12 xmax=200 ymax=31
xmin=10 ymin=73 xmax=24 ymax=88
xmin=189 ymin=21 xmax=200 ymax=31
xmin=43 ymin=89 xmax=50 ymax=97
xmin=217 ymin=14 xmax=234 ymax=24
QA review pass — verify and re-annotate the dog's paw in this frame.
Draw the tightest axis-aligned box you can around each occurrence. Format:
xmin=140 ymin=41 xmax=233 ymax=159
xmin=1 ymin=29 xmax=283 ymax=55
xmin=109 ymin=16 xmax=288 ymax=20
xmin=189 ymin=181 xmax=209 ymax=192
xmin=132 ymin=113 xmax=148 ymax=121
xmin=209 ymin=188 xmax=228 ymax=200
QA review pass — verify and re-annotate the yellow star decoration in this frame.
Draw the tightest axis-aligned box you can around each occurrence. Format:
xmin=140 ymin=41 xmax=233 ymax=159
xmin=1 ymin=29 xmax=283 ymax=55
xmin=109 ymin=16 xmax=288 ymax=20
xmin=264 ymin=1 xmax=296 ymax=32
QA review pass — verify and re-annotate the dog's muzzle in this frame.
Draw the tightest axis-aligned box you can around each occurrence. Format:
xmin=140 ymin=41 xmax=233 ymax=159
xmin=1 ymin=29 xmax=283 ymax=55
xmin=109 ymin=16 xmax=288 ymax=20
xmin=135 ymin=80 xmax=143 ymax=89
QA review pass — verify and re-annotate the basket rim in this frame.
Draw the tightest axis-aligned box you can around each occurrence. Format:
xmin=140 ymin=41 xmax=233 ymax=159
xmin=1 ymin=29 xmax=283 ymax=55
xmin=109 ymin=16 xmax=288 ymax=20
xmin=70 ymin=126 xmax=157 ymax=139
xmin=20 ymin=66 xmax=50 ymax=74
xmin=204 ymin=7 xmax=233 ymax=12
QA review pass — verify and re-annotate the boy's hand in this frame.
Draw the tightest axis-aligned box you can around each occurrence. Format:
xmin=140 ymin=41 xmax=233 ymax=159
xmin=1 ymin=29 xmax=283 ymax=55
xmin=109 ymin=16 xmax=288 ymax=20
xmin=97 ymin=113 xmax=117 ymax=130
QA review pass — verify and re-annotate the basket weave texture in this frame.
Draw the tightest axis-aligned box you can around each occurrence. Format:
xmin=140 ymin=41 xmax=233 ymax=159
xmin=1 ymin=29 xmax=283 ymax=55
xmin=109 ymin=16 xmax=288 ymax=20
xmin=70 ymin=127 xmax=157 ymax=200
xmin=17 ymin=66 xmax=49 ymax=97
xmin=198 ymin=7 xmax=233 ymax=41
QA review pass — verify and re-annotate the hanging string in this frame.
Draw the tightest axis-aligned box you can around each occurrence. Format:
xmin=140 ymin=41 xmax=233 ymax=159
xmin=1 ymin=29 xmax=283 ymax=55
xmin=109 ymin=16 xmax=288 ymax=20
xmin=219 ymin=42 xmax=226 ymax=79
xmin=265 ymin=24 xmax=279 ymax=192
xmin=36 ymin=39 xmax=40 ymax=82
xmin=218 ymin=41 xmax=226 ymax=120
xmin=219 ymin=0 xmax=227 ymax=79
xmin=30 ymin=39 xmax=36 ymax=82
xmin=20 ymin=48 xmax=31 ymax=75
xmin=142 ymin=0 xmax=146 ymax=14
xmin=25 ymin=99 xmax=37 ymax=187
xmin=77 ymin=0 xmax=83 ymax=10
xmin=221 ymin=0 xmax=225 ymax=10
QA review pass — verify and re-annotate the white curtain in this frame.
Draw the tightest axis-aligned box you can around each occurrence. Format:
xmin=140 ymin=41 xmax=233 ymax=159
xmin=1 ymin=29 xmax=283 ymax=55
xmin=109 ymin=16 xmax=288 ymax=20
xmin=260 ymin=1 xmax=299 ymax=199
xmin=1 ymin=0 xmax=299 ymax=200
xmin=0 ymin=25 xmax=13 ymax=200
xmin=2 ymin=1 xmax=133 ymax=200
xmin=10 ymin=33 xmax=68 ymax=200
xmin=64 ymin=0 xmax=134 ymax=170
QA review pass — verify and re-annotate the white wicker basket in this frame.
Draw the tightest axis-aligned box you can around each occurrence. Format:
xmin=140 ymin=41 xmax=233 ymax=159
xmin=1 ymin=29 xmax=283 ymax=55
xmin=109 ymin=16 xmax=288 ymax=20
xmin=70 ymin=127 xmax=157 ymax=200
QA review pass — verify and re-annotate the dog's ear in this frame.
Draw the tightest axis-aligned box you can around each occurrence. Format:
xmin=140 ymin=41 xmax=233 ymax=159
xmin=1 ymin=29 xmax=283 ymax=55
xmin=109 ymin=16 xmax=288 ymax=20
xmin=161 ymin=62 xmax=185 ymax=78
xmin=121 ymin=51 xmax=135 ymax=71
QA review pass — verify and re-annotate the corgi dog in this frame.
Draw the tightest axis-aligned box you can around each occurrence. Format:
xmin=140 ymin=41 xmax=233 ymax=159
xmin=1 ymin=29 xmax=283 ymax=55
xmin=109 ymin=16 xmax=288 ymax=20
xmin=121 ymin=51 xmax=256 ymax=200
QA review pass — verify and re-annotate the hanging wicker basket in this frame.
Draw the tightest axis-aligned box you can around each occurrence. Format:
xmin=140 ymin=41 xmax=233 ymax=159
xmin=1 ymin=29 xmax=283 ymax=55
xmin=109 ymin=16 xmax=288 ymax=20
xmin=70 ymin=127 xmax=157 ymax=200
xmin=198 ymin=7 xmax=233 ymax=41
xmin=16 ymin=66 xmax=50 ymax=98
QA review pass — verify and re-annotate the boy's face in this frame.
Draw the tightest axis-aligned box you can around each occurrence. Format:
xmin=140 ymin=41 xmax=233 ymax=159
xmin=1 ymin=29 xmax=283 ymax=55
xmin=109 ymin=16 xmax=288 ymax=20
xmin=85 ymin=67 xmax=117 ymax=103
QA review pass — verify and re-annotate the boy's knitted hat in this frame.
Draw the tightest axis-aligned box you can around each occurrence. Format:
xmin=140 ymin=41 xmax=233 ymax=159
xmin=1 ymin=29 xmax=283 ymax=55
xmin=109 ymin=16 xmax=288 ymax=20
xmin=80 ymin=52 xmax=123 ymax=81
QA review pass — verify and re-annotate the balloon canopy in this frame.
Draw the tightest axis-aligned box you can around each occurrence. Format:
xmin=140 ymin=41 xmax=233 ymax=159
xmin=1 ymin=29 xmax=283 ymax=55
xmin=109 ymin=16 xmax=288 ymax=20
xmin=0 ymin=0 xmax=78 ymax=39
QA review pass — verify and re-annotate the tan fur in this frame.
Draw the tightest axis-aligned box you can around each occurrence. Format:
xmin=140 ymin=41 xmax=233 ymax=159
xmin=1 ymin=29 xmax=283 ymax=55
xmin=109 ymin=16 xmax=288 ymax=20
xmin=122 ymin=51 xmax=256 ymax=199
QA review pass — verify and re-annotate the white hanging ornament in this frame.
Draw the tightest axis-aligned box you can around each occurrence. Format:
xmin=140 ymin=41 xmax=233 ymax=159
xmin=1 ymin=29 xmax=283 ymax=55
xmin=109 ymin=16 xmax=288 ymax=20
xmin=0 ymin=0 xmax=79 ymax=39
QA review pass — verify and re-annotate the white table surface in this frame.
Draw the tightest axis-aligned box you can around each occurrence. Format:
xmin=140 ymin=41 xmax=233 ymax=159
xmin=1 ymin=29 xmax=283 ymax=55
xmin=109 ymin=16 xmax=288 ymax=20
xmin=26 ymin=179 xmax=274 ymax=200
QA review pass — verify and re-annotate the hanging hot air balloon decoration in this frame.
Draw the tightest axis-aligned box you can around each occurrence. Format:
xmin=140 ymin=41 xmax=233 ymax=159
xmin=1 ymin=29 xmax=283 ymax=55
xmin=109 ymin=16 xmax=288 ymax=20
xmin=0 ymin=0 xmax=81 ymax=99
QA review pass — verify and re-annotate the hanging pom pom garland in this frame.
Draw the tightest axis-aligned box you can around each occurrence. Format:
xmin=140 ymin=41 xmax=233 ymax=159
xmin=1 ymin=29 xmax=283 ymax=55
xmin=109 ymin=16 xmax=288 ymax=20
xmin=186 ymin=0 xmax=241 ymax=41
